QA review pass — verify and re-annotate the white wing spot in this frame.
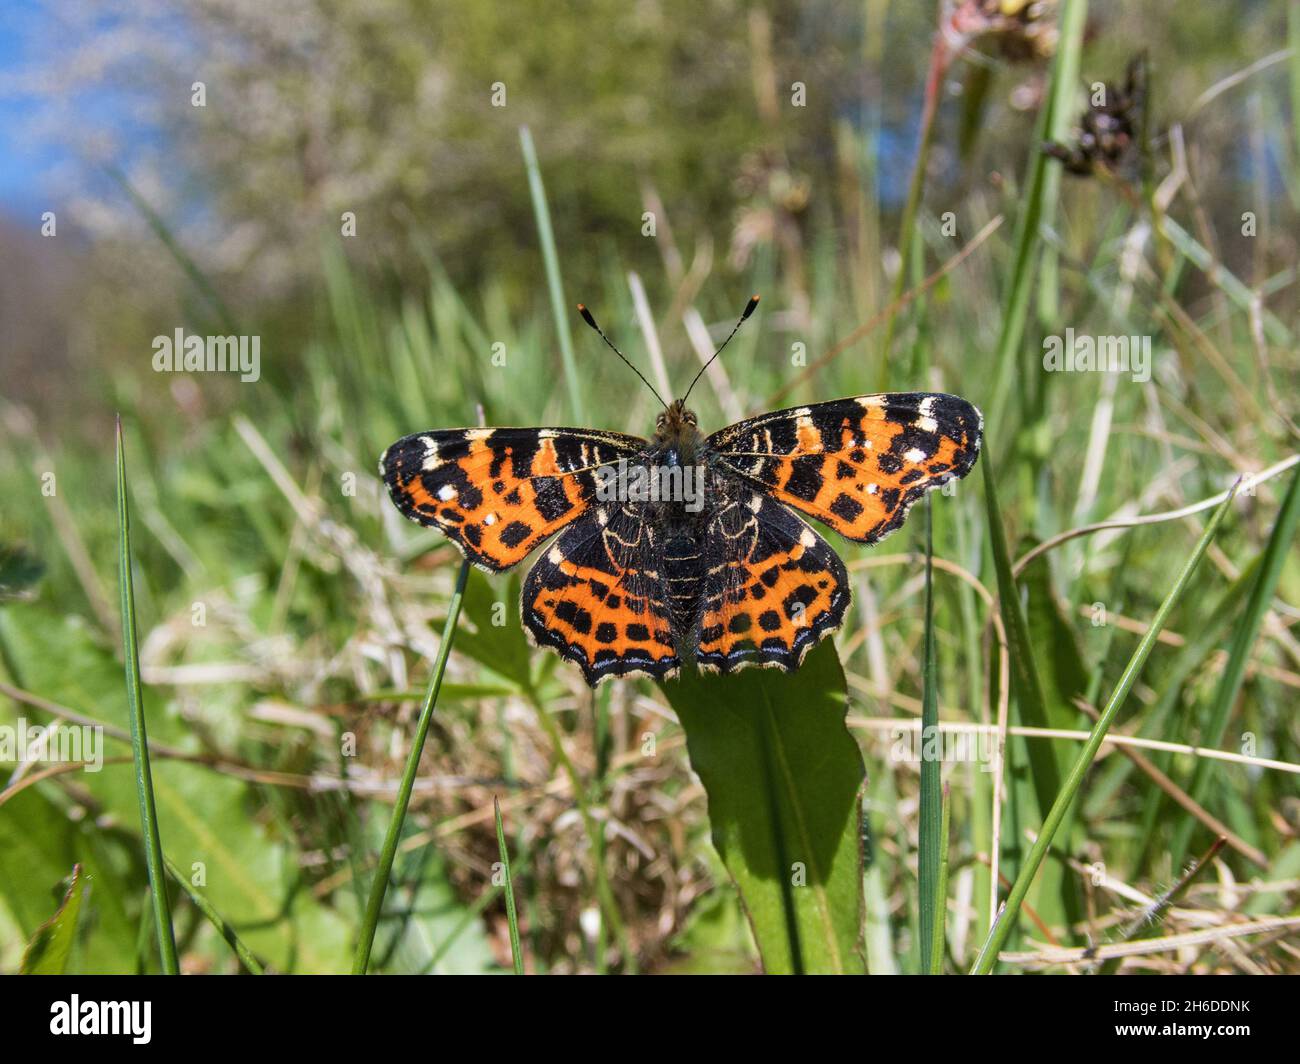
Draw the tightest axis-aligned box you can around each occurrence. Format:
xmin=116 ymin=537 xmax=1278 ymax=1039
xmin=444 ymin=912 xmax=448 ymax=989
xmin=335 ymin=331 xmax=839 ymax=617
xmin=437 ymin=484 xmax=457 ymax=502
xmin=904 ymin=448 xmax=927 ymax=464
xmin=419 ymin=436 xmax=440 ymax=470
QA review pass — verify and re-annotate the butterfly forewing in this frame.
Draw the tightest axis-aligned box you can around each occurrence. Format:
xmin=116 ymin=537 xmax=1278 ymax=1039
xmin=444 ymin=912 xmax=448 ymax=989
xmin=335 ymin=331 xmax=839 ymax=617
xmin=380 ymin=427 xmax=645 ymax=572
xmin=707 ymin=393 xmax=982 ymax=545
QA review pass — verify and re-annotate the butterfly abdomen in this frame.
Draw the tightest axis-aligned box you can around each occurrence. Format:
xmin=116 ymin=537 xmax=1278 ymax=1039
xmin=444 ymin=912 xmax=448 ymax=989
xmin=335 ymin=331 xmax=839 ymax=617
xmin=661 ymin=531 xmax=703 ymax=633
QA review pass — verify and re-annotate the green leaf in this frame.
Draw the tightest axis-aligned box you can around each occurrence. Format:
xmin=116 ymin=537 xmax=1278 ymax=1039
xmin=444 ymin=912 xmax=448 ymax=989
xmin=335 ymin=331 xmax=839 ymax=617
xmin=661 ymin=639 xmax=866 ymax=974
xmin=456 ymin=569 xmax=533 ymax=689
xmin=0 ymin=607 xmax=354 ymax=973
xmin=0 ymin=788 xmax=137 ymax=973
xmin=20 ymin=865 xmax=88 ymax=974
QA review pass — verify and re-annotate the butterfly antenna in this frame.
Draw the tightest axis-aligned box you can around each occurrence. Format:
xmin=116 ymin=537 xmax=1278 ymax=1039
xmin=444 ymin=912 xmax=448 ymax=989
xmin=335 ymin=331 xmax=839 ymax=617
xmin=576 ymin=304 xmax=668 ymax=409
xmin=682 ymin=295 xmax=760 ymax=404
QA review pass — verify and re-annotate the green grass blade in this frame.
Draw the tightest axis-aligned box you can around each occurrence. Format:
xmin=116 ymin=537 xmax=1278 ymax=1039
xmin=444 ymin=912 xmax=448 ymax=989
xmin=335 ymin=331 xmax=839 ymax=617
xmin=494 ymin=796 xmax=524 ymax=974
xmin=103 ymin=164 xmax=239 ymax=334
xmin=971 ymin=484 xmax=1238 ymax=974
xmin=981 ymin=452 xmax=1063 ymax=819
xmin=519 ymin=125 xmax=584 ymax=422
xmin=115 ymin=417 xmax=179 ymax=975
xmin=929 ymin=785 xmax=951 ymax=975
xmin=162 ymin=856 xmax=266 ymax=974
xmin=353 ymin=559 xmax=471 ymax=974
xmin=984 ymin=0 xmax=1088 ymax=441
xmin=1161 ymin=217 xmax=1292 ymax=346
xmin=1291 ymin=1 xmax=1300 ymax=168
xmin=1171 ymin=466 xmax=1300 ymax=866
xmin=918 ymin=498 xmax=942 ymax=969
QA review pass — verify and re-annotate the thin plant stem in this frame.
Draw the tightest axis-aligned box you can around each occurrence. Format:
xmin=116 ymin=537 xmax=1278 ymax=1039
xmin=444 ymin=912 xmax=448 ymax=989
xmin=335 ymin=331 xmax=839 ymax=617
xmin=353 ymin=560 xmax=471 ymax=974
xmin=971 ymin=483 xmax=1238 ymax=974
xmin=115 ymin=416 xmax=179 ymax=975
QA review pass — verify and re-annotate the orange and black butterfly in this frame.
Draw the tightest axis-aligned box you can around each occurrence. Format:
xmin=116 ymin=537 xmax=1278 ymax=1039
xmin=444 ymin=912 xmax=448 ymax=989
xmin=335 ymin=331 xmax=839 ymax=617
xmin=381 ymin=297 xmax=982 ymax=685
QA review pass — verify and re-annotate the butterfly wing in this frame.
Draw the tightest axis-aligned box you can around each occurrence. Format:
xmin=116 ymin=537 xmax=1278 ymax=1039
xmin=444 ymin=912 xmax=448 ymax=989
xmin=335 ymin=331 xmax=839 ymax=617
xmin=694 ymin=492 xmax=849 ymax=674
xmin=380 ymin=427 xmax=646 ymax=572
xmin=707 ymin=393 xmax=981 ymax=545
xmin=523 ymin=503 xmax=679 ymax=684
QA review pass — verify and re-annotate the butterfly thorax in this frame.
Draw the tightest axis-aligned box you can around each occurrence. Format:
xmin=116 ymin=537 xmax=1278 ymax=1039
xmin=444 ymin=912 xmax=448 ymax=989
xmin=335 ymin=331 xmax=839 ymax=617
xmin=647 ymin=399 xmax=713 ymax=635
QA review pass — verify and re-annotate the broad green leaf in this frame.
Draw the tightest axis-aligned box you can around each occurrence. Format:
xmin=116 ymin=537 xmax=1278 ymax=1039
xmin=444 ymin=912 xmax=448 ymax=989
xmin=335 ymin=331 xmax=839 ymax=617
xmin=0 ymin=607 xmax=353 ymax=972
xmin=0 ymin=789 xmax=137 ymax=973
xmin=455 ymin=570 xmax=533 ymax=689
xmin=661 ymin=638 xmax=866 ymax=974
xmin=20 ymin=864 xmax=88 ymax=974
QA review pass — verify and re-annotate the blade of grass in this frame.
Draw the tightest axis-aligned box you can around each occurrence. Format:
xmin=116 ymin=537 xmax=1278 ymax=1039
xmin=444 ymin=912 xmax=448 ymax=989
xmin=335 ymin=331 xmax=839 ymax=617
xmin=971 ymin=482 xmax=1238 ymax=973
xmin=494 ymin=796 xmax=524 ymax=974
xmin=929 ymin=784 xmax=952 ymax=975
xmin=115 ymin=416 xmax=178 ymax=975
xmin=162 ymin=856 xmax=265 ymax=974
xmin=985 ymin=0 xmax=1088 ymax=443
xmin=876 ymin=27 xmax=950 ymax=384
xmin=103 ymin=164 xmax=238 ymax=334
xmin=1161 ymin=216 xmax=1292 ymax=346
xmin=918 ymin=498 xmax=942 ymax=969
xmin=1291 ymin=1 xmax=1300 ymax=170
xmin=1096 ymin=836 xmax=1226 ymax=975
xmin=1170 ymin=466 xmax=1300 ymax=867
xmin=520 ymin=125 xmax=584 ymax=422
xmin=982 ymin=452 xmax=1064 ymax=827
xmin=352 ymin=559 xmax=471 ymax=974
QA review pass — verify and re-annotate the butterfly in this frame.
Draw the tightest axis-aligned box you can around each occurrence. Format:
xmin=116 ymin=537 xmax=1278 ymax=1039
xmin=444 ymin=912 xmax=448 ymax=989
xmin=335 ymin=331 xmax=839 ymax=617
xmin=380 ymin=296 xmax=983 ymax=685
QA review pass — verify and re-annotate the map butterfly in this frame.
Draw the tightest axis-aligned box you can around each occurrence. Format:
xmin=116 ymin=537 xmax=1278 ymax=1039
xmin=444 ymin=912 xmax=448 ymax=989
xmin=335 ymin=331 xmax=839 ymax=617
xmin=381 ymin=297 xmax=982 ymax=685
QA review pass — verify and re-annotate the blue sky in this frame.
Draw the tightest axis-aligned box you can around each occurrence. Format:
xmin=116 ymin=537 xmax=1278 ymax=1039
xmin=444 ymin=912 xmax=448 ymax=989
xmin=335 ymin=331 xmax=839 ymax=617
xmin=0 ymin=1 xmax=68 ymax=217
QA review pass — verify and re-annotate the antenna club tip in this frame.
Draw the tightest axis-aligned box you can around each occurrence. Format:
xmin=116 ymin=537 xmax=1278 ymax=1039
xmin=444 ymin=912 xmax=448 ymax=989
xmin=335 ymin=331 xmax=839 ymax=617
xmin=743 ymin=294 xmax=760 ymax=319
xmin=577 ymin=304 xmax=598 ymax=329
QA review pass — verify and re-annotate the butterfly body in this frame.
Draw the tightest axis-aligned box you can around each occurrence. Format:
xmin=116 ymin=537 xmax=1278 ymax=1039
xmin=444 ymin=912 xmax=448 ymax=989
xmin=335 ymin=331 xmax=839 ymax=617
xmin=382 ymin=389 xmax=981 ymax=686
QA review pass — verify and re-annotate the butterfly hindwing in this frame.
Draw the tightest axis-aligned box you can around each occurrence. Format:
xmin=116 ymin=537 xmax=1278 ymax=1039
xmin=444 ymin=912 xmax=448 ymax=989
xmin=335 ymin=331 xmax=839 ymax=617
xmin=694 ymin=492 xmax=849 ymax=674
xmin=708 ymin=392 xmax=982 ymax=545
xmin=380 ymin=427 xmax=645 ymax=572
xmin=522 ymin=503 xmax=680 ymax=684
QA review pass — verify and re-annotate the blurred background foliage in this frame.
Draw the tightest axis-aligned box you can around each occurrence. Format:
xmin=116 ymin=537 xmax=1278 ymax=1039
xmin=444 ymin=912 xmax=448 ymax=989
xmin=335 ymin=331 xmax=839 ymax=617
xmin=0 ymin=0 xmax=1298 ymax=973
